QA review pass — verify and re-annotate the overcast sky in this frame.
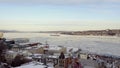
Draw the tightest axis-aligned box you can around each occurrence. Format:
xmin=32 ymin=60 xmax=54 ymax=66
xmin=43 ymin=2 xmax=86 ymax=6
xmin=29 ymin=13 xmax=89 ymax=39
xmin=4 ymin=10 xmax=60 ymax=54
xmin=0 ymin=0 xmax=120 ymax=31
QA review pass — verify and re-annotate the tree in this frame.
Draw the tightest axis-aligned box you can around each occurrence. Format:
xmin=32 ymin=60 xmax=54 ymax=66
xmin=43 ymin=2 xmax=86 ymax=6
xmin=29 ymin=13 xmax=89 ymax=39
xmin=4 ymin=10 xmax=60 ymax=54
xmin=11 ymin=54 xmax=32 ymax=67
xmin=0 ymin=38 xmax=8 ymax=63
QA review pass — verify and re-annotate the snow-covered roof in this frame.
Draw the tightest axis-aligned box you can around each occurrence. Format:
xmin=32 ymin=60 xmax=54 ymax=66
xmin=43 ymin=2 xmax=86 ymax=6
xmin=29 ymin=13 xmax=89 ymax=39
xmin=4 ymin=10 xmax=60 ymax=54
xmin=25 ymin=47 xmax=32 ymax=49
xmin=25 ymin=57 xmax=32 ymax=60
xmin=30 ymin=54 xmax=42 ymax=58
xmin=44 ymin=46 xmax=62 ymax=51
xmin=6 ymin=50 xmax=18 ymax=55
xmin=67 ymin=47 xmax=79 ymax=53
xmin=48 ymin=55 xmax=58 ymax=59
xmin=25 ymin=45 xmax=43 ymax=50
xmin=19 ymin=43 xmax=30 ymax=45
xmin=15 ymin=62 xmax=53 ymax=68
xmin=84 ymin=66 xmax=95 ymax=68
xmin=7 ymin=50 xmax=15 ymax=54
xmin=48 ymin=46 xmax=61 ymax=51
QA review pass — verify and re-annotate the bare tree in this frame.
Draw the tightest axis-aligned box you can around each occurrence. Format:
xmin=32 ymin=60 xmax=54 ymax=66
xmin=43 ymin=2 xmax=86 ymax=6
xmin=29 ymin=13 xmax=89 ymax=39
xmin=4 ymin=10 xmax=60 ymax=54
xmin=0 ymin=38 xmax=8 ymax=63
xmin=11 ymin=54 xmax=32 ymax=67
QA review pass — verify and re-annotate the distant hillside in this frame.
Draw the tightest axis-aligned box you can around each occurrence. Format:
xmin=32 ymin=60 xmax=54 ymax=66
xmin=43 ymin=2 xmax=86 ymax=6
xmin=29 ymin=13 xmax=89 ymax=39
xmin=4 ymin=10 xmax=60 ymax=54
xmin=0 ymin=30 xmax=19 ymax=33
xmin=0 ymin=29 xmax=120 ymax=36
xmin=60 ymin=29 xmax=120 ymax=36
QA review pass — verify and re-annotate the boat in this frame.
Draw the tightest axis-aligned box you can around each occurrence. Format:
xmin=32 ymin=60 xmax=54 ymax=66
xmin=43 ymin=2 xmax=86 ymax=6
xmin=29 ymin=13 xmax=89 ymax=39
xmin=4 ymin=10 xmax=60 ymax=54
xmin=50 ymin=33 xmax=60 ymax=36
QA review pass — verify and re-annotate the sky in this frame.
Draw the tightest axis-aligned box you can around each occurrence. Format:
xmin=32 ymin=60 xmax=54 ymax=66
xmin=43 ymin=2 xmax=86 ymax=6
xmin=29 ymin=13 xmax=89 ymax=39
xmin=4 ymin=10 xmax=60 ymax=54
xmin=0 ymin=0 xmax=120 ymax=31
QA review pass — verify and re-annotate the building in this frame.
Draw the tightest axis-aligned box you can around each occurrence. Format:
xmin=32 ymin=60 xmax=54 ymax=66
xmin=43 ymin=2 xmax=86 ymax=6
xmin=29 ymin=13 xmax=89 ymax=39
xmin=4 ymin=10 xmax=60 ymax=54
xmin=25 ymin=46 xmax=44 ymax=54
xmin=44 ymin=46 xmax=66 ymax=55
xmin=5 ymin=51 xmax=18 ymax=64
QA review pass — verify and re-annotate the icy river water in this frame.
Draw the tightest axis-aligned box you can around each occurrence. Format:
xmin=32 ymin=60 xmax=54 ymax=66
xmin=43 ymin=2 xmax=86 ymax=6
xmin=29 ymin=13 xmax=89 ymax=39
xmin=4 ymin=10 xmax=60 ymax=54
xmin=3 ymin=33 xmax=120 ymax=56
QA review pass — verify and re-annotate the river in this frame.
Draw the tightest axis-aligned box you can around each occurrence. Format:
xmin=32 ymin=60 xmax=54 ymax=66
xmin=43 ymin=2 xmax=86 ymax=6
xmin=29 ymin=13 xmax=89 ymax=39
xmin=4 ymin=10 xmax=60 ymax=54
xmin=3 ymin=33 xmax=120 ymax=56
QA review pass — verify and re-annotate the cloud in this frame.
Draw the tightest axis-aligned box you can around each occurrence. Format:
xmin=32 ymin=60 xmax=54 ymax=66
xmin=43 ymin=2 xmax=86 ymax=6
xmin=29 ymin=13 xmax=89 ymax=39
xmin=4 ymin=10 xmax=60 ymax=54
xmin=0 ymin=0 xmax=120 ymax=5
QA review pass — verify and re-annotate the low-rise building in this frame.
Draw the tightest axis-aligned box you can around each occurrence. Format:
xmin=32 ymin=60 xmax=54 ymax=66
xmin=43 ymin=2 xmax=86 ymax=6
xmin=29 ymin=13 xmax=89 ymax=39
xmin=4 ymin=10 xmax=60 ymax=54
xmin=5 ymin=51 xmax=18 ymax=64
xmin=44 ymin=46 xmax=66 ymax=55
xmin=25 ymin=46 xmax=44 ymax=54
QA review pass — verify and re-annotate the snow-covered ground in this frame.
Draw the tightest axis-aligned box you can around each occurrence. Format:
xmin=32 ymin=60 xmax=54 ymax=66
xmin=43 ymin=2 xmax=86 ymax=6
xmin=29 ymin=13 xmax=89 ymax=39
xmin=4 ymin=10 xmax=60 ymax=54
xmin=4 ymin=33 xmax=120 ymax=56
